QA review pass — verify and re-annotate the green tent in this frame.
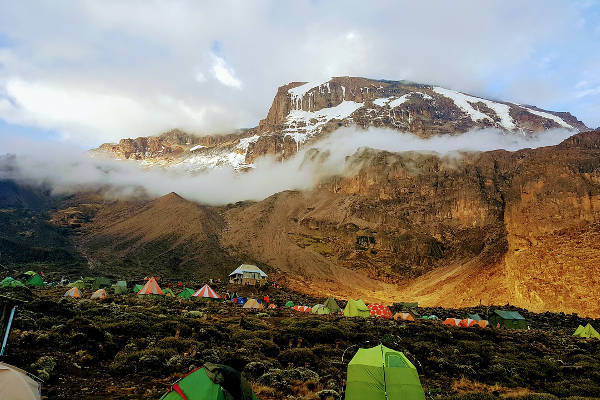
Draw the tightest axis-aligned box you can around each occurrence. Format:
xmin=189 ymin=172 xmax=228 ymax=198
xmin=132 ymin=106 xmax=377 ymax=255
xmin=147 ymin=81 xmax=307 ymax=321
xmin=112 ymin=281 xmax=128 ymax=295
xmin=573 ymin=323 xmax=600 ymax=339
xmin=0 ymin=277 xmax=25 ymax=288
xmin=163 ymin=288 xmax=175 ymax=297
xmin=488 ymin=310 xmax=527 ymax=329
xmin=24 ymin=271 xmax=37 ymax=276
xmin=178 ymin=288 xmax=195 ymax=299
xmin=68 ymin=280 xmax=85 ymax=289
xmin=83 ymin=277 xmax=95 ymax=289
xmin=133 ymin=284 xmax=143 ymax=294
xmin=344 ymin=299 xmax=370 ymax=318
xmin=93 ymin=277 xmax=111 ymax=290
xmin=25 ymin=274 xmax=44 ymax=287
xmin=324 ymin=296 xmax=341 ymax=313
xmin=312 ymin=304 xmax=331 ymax=315
xmin=469 ymin=314 xmax=482 ymax=321
xmin=285 ymin=300 xmax=294 ymax=308
xmin=345 ymin=344 xmax=425 ymax=400
xmin=159 ymin=363 xmax=258 ymax=400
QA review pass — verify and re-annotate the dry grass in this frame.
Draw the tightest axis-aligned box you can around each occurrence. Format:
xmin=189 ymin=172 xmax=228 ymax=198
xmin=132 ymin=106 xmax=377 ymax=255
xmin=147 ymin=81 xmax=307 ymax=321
xmin=452 ymin=377 xmax=532 ymax=397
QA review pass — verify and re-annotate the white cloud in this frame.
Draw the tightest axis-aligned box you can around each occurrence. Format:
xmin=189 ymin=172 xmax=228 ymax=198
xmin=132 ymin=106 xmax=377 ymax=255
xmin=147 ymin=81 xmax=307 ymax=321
xmin=0 ymin=0 xmax=597 ymax=144
xmin=211 ymin=54 xmax=242 ymax=89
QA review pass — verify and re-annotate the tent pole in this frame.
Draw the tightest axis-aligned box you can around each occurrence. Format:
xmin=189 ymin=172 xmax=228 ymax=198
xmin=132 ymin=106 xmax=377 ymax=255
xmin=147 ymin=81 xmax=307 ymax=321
xmin=0 ymin=305 xmax=16 ymax=356
xmin=381 ymin=344 xmax=388 ymax=400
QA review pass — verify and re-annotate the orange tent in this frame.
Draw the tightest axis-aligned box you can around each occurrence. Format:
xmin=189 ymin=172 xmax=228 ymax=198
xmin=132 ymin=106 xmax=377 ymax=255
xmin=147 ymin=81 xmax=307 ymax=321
xmin=393 ymin=312 xmax=415 ymax=321
xmin=368 ymin=304 xmax=393 ymax=319
xmin=443 ymin=318 xmax=461 ymax=327
xmin=243 ymin=298 xmax=263 ymax=309
xmin=293 ymin=305 xmax=311 ymax=312
xmin=64 ymin=287 xmax=81 ymax=298
xmin=460 ymin=318 xmax=479 ymax=327
xmin=192 ymin=284 xmax=220 ymax=299
xmin=90 ymin=289 xmax=107 ymax=299
xmin=477 ymin=320 xmax=489 ymax=328
xmin=138 ymin=277 xmax=164 ymax=295
xmin=268 ymin=303 xmax=277 ymax=309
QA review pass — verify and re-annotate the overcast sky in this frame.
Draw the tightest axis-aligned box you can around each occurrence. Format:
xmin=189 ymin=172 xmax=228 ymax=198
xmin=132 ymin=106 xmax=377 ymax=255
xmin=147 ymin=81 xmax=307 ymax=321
xmin=0 ymin=0 xmax=598 ymax=148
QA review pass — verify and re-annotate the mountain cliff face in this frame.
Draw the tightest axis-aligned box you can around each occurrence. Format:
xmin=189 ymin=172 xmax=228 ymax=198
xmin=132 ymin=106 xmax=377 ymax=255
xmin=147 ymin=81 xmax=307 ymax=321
xmin=45 ymin=130 xmax=600 ymax=316
xmin=92 ymin=77 xmax=587 ymax=169
xmin=221 ymin=130 xmax=600 ymax=317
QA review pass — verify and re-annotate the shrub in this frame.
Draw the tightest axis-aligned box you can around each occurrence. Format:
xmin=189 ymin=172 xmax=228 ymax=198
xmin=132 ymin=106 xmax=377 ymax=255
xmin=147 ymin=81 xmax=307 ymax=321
xmin=278 ymin=348 xmax=317 ymax=369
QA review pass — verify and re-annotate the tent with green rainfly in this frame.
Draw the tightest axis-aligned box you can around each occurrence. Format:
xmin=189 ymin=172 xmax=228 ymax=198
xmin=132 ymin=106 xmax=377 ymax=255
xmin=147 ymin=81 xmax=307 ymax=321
xmin=345 ymin=344 xmax=425 ymax=400
xmin=24 ymin=271 xmax=37 ymax=276
xmin=344 ymin=299 xmax=370 ymax=318
xmin=159 ymin=363 xmax=258 ymax=400
xmin=312 ymin=304 xmax=331 ymax=315
xmin=285 ymin=300 xmax=294 ymax=308
xmin=112 ymin=281 xmax=128 ymax=295
xmin=132 ymin=284 xmax=143 ymax=293
xmin=0 ymin=277 xmax=25 ymax=288
xmin=573 ymin=323 xmax=600 ymax=339
xmin=25 ymin=274 xmax=44 ymax=287
xmin=93 ymin=277 xmax=111 ymax=290
xmin=178 ymin=288 xmax=195 ymax=299
xmin=68 ymin=280 xmax=85 ymax=289
xmin=324 ymin=296 xmax=341 ymax=314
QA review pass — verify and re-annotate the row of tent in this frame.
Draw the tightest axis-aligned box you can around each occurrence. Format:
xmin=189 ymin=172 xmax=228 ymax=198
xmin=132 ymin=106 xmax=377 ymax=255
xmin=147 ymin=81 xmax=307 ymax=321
xmin=0 ymin=273 xmax=45 ymax=288
xmin=64 ymin=287 xmax=108 ymax=299
xmin=159 ymin=344 xmax=425 ymax=400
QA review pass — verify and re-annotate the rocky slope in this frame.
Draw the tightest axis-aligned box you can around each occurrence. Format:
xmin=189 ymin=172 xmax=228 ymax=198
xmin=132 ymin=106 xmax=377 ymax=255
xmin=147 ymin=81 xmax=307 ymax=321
xmin=43 ymin=130 xmax=600 ymax=317
xmin=92 ymin=77 xmax=587 ymax=169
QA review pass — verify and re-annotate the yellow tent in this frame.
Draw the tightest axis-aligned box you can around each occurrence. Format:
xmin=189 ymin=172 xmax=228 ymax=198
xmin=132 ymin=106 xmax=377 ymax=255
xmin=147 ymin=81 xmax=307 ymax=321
xmin=573 ymin=323 xmax=600 ymax=339
xmin=90 ymin=289 xmax=107 ymax=300
xmin=242 ymin=299 xmax=263 ymax=309
xmin=64 ymin=287 xmax=81 ymax=298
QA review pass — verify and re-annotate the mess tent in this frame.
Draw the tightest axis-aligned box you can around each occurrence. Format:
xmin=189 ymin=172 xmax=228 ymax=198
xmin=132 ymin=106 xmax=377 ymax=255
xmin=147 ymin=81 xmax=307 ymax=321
xmin=345 ymin=344 xmax=425 ymax=400
xmin=229 ymin=264 xmax=267 ymax=286
xmin=344 ymin=299 xmax=370 ymax=318
xmin=193 ymin=285 xmax=220 ymax=299
xmin=137 ymin=277 xmax=164 ymax=296
xmin=159 ymin=363 xmax=258 ymax=400
xmin=489 ymin=310 xmax=527 ymax=329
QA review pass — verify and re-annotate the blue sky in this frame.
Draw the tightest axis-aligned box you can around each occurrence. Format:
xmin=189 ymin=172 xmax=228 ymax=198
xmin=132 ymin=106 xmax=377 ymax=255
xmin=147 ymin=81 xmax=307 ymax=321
xmin=0 ymin=0 xmax=598 ymax=149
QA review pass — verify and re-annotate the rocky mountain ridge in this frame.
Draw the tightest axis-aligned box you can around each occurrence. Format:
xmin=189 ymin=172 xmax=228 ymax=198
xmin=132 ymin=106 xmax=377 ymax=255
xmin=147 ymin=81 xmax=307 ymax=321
xmin=33 ymin=130 xmax=600 ymax=317
xmin=92 ymin=77 xmax=587 ymax=169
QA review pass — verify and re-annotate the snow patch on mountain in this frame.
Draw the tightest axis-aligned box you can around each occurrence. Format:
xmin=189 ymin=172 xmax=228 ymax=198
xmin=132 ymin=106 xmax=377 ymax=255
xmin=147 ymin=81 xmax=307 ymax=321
xmin=284 ymin=100 xmax=364 ymax=143
xmin=236 ymin=135 xmax=260 ymax=151
xmin=518 ymin=105 xmax=573 ymax=129
xmin=374 ymin=92 xmax=432 ymax=108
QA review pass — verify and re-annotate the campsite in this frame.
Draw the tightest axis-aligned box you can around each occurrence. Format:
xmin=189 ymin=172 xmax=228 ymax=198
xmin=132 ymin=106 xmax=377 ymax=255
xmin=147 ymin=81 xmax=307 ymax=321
xmin=0 ymin=274 xmax=599 ymax=399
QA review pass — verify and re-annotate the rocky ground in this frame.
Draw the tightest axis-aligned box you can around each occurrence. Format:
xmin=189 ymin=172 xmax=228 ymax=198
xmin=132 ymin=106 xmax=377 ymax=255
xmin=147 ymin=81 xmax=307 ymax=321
xmin=2 ymin=283 xmax=600 ymax=400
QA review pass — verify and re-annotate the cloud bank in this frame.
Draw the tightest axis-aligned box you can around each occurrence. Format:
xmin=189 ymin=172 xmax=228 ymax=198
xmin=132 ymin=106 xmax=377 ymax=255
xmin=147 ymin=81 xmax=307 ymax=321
xmin=0 ymin=0 xmax=598 ymax=147
xmin=0 ymin=127 xmax=576 ymax=205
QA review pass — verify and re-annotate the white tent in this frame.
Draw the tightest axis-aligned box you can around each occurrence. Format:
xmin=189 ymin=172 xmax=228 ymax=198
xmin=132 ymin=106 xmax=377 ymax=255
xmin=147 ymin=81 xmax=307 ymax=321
xmin=0 ymin=362 xmax=41 ymax=400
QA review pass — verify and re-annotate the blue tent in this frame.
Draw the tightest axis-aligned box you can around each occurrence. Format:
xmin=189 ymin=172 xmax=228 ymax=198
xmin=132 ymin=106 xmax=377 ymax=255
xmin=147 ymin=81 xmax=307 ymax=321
xmin=234 ymin=297 xmax=247 ymax=305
